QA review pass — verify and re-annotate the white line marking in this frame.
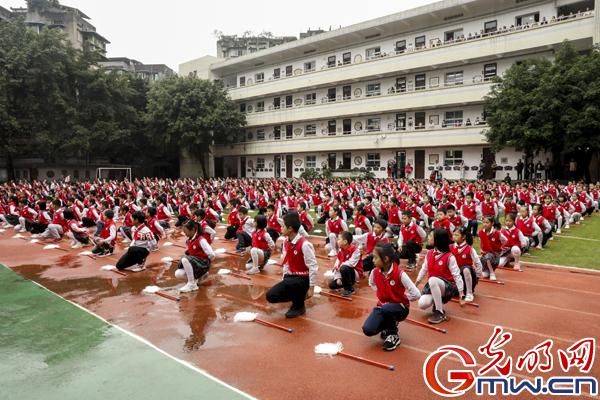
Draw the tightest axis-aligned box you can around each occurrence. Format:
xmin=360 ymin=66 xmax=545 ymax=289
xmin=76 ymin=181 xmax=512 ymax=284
xmin=555 ymin=235 xmax=600 ymax=242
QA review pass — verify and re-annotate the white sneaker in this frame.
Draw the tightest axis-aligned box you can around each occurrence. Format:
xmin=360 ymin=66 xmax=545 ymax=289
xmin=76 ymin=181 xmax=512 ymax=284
xmin=465 ymin=294 xmax=474 ymax=303
xmin=489 ymin=273 xmax=497 ymax=281
xmin=245 ymin=263 xmax=254 ymax=270
xmin=536 ymin=245 xmax=543 ymax=250
xmin=130 ymin=264 xmax=146 ymax=272
xmin=179 ymin=281 xmax=199 ymax=293
xmin=513 ymin=263 xmax=521 ymax=271
xmin=565 ymin=224 xmax=570 ymax=229
xmin=556 ymin=229 xmax=561 ymax=234
xmin=581 ymin=217 xmax=585 ymax=221
xmin=13 ymin=225 xmax=21 ymax=231
xmin=328 ymin=250 xmax=337 ymax=257
xmin=246 ymin=267 xmax=260 ymax=275
xmin=71 ymin=242 xmax=82 ymax=249
xmin=549 ymin=236 xmax=554 ymax=241
xmin=31 ymin=234 xmax=40 ymax=238
xmin=121 ymin=237 xmax=131 ymax=243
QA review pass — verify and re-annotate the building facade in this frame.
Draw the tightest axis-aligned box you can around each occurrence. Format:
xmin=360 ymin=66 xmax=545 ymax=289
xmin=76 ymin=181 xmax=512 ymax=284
xmin=100 ymin=57 xmax=175 ymax=81
xmin=216 ymin=34 xmax=298 ymax=59
xmin=181 ymin=0 xmax=598 ymax=180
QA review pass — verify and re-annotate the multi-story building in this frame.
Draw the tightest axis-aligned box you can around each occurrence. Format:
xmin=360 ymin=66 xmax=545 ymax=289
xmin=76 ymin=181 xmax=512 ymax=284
xmin=10 ymin=3 xmax=109 ymax=56
xmin=100 ymin=57 xmax=175 ymax=81
xmin=182 ymin=0 xmax=599 ymax=180
xmin=217 ymin=34 xmax=297 ymax=59
xmin=0 ymin=5 xmax=12 ymax=22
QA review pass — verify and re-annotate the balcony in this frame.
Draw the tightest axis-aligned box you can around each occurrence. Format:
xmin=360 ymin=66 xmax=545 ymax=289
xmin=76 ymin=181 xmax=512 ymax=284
xmin=225 ymin=13 xmax=594 ymax=101
xmin=243 ymin=80 xmax=491 ymax=127
xmin=214 ymin=124 xmax=488 ymax=157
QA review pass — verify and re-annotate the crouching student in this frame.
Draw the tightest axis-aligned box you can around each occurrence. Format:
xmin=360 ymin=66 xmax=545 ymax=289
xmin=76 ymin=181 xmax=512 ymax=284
xmin=92 ymin=209 xmax=116 ymax=256
xmin=516 ymin=205 xmax=542 ymax=251
xmin=362 ymin=243 xmax=420 ymax=351
xmin=353 ymin=205 xmax=372 ymax=235
xmin=478 ymin=216 xmax=507 ymax=281
xmin=499 ymin=213 xmax=527 ymax=271
xmin=415 ymin=228 xmax=465 ymax=324
xmin=194 ymin=209 xmax=216 ymax=244
xmin=119 ymin=205 xmax=134 ymax=241
xmin=266 ymin=212 xmax=317 ymax=318
xmin=15 ymin=198 xmax=37 ymax=233
xmin=175 ymin=220 xmax=216 ymax=293
xmin=64 ymin=209 xmax=91 ymax=249
xmin=398 ymin=211 xmax=427 ymax=270
xmin=146 ymin=207 xmax=165 ymax=242
xmin=532 ymin=203 xmax=552 ymax=247
xmin=353 ymin=219 xmax=389 ymax=274
xmin=235 ymin=207 xmax=254 ymax=252
xmin=298 ymin=203 xmax=314 ymax=234
xmin=450 ymin=228 xmax=482 ymax=303
xmin=116 ymin=211 xmax=157 ymax=272
xmin=328 ymin=231 xmax=363 ymax=297
xmin=34 ymin=200 xmax=67 ymax=240
xmin=245 ymin=215 xmax=275 ymax=275
xmin=325 ymin=206 xmax=348 ymax=257
xmin=224 ymin=199 xmax=240 ymax=240
xmin=29 ymin=201 xmax=52 ymax=234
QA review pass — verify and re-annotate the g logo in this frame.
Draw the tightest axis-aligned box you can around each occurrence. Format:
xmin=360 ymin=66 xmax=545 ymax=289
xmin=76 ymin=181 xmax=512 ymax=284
xmin=423 ymin=345 xmax=477 ymax=397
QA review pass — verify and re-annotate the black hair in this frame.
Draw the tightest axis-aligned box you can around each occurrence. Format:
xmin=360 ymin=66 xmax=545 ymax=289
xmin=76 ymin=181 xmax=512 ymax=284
xmin=455 ymin=226 xmax=474 ymax=246
xmin=446 ymin=204 xmax=456 ymax=211
xmin=483 ymin=215 xmax=501 ymax=230
xmin=373 ymin=243 xmax=399 ymax=265
xmin=299 ymin=202 xmax=308 ymax=211
xmin=433 ymin=228 xmax=451 ymax=252
xmin=283 ymin=212 xmax=301 ymax=232
xmin=195 ymin=209 xmax=206 ymax=219
xmin=63 ymin=209 xmax=75 ymax=220
xmin=267 ymin=204 xmax=275 ymax=211
xmin=183 ymin=219 xmax=199 ymax=232
xmin=339 ymin=231 xmax=353 ymax=244
xmin=104 ymin=209 xmax=114 ymax=219
xmin=255 ymin=214 xmax=267 ymax=230
xmin=239 ymin=206 xmax=248 ymax=215
xmin=373 ymin=218 xmax=388 ymax=230
xmin=121 ymin=205 xmax=129 ymax=213
xmin=401 ymin=210 xmax=412 ymax=219
xmin=132 ymin=211 xmax=145 ymax=223
xmin=38 ymin=201 xmax=47 ymax=211
xmin=52 ymin=199 xmax=62 ymax=207
xmin=147 ymin=207 xmax=157 ymax=217
xmin=437 ymin=208 xmax=447 ymax=215
xmin=505 ymin=212 xmax=516 ymax=223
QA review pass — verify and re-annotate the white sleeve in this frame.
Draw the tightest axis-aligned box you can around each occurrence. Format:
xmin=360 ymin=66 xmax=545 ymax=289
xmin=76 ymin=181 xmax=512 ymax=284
xmin=448 ymin=255 xmax=464 ymax=293
xmin=341 ymin=247 xmax=362 ymax=269
xmin=368 ymin=270 xmax=377 ymax=291
xmin=352 ymin=233 xmax=368 ymax=247
xmin=364 ymin=218 xmax=373 ymax=232
xmin=265 ymin=231 xmax=275 ymax=249
xmin=107 ymin=224 xmax=117 ymax=242
xmin=401 ymin=272 xmax=421 ymax=301
xmin=341 ymin=220 xmax=349 ymax=231
xmin=302 ymin=241 xmax=318 ymax=287
xmin=200 ymin=239 xmax=215 ymax=260
xmin=471 ymin=248 xmax=483 ymax=277
xmin=416 ymin=225 xmax=427 ymax=241
xmin=154 ymin=220 xmax=165 ymax=235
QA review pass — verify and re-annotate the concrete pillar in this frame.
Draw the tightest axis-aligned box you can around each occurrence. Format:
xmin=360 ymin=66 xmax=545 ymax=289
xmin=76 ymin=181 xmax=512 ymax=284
xmin=595 ymin=0 xmax=600 ymax=46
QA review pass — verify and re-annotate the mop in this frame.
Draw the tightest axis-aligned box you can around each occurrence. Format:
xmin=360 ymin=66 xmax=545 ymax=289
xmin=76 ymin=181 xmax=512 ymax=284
xmin=215 ymin=248 xmax=227 ymax=254
xmin=314 ymin=285 xmax=352 ymax=302
xmin=450 ymin=298 xmax=480 ymax=308
xmin=323 ymin=270 xmax=335 ymax=278
xmin=217 ymin=268 xmax=252 ymax=280
xmin=79 ymin=250 xmax=97 ymax=260
xmin=314 ymin=229 xmax=323 ymax=233
xmin=161 ymin=256 xmax=174 ymax=265
xmin=314 ymin=342 xmax=394 ymax=371
xmin=100 ymin=265 xmax=127 ymax=276
xmin=406 ymin=318 xmax=447 ymax=334
xmin=267 ymin=259 xmax=279 ymax=265
xmin=163 ymin=241 xmax=186 ymax=249
xmin=233 ymin=312 xmax=293 ymax=333
xmin=143 ymin=285 xmax=180 ymax=302
xmin=42 ymin=244 xmax=68 ymax=252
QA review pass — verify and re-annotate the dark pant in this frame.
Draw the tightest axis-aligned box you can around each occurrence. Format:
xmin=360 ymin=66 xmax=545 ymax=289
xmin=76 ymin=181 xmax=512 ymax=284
xmin=363 ymin=254 xmax=375 ymax=273
xmin=398 ymin=241 xmax=422 ymax=264
xmin=329 ymin=265 xmax=356 ymax=291
xmin=317 ymin=214 xmax=328 ymax=224
xmin=92 ymin=241 xmax=114 ymax=254
xmin=175 ymin=215 xmax=188 ymax=227
xmin=266 ymin=275 xmax=310 ymax=310
xmin=120 ymin=226 xmax=132 ymax=240
xmin=362 ymin=303 xmax=409 ymax=336
xmin=116 ymin=246 xmax=150 ymax=270
xmin=236 ymin=231 xmax=251 ymax=250
xmin=95 ymin=221 xmax=104 ymax=236
xmin=81 ymin=217 xmax=96 ymax=228
xmin=267 ymin=227 xmax=280 ymax=242
xmin=467 ymin=219 xmax=478 ymax=237
xmin=224 ymin=225 xmax=238 ymax=240
xmin=29 ymin=222 xmax=48 ymax=234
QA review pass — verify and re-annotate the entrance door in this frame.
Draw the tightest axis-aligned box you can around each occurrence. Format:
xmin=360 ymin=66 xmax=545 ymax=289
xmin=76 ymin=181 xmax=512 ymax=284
xmin=240 ymin=157 xmax=246 ymax=178
xmin=214 ymin=157 xmax=224 ymax=177
xmin=396 ymin=151 xmax=406 ymax=178
xmin=274 ymin=156 xmax=281 ymax=178
xmin=414 ymin=150 xmax=425 ymax=179
xmin=328 ymin=153 xmax=337 ymax=169
xmin=482 ymin=147 xmax=496 ymax=179
xmin=286 ymin=155 xmax=293 ymax=178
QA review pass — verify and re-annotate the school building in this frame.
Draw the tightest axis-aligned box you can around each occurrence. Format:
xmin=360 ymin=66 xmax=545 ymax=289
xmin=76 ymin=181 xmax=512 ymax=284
xmin=180 ymin=0 xmax=599 ymax=180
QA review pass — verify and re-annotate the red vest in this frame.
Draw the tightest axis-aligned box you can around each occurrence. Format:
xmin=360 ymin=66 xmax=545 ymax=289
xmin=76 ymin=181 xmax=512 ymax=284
xmin=388 ymin=206 xmax=401 ymax=224
xmin=300 ymin=211 xmax=313 ymax=231
xmin=372 ymin=263 xmax=409 ymax=306
xmin=450 ymin=243 xmax=474 ymax=268
xmin=422 ymin=204 xmax=435 ymax=219
xmin=501 ymin=226 xmax=521 ymax=249
xmin=99 ymin=220 xmax=116 ymax=246
xmin=327 ymin=218 xmax=344 ymax=235
xmin=228 ymin=209 xmax=240 ymax=226
xmin=542 ymin=204 xmax=557 ymax=221
xmin=284 ymin=237 xmax=309 ymax=276
xmin=433 ymin=218 xmax=453 ymax=238
xmin=187 ymin=232 xmax=209 ymax=259
xmin=336 ymin=244 xmax=363 ymax=277
xmin=462 ymin=202 xmax=477 ymax=219
xmin=38 ymin=211 xmax=51 ymax=224
xmin=426 ymin=250 xmax=455 ymax=283
xmin=237 ymin=216 xmax=249 ymax=233
xmin=479 ymin=228 xmax=502 ymax=255
xmin=400 ymin=223 xmax=422 ymax=245
xmin=147 ymin=216 xmax=162 ymax=239
xmin=481 ymin=201 xmax=495 ymax=217
xmin=123 ymin=212 xmax=133 ymax=227
xmin=504 ymin=201 xmax=517 ymax=215
xmin=20 ymin=206 xmax=35 ymax=220
xmin=267 ymin=214 xmax=282 ymax=233
xmin=516 ymin=216 xmax=534 ymax=237
xmin=365 ymin=233 xmax=388 ymax=254
xmin=252 ymin=229 xmax=270 ymax=251
xmin=354 ymin=214 xmax=369 ymax=231
xmin=200 ymin=220 xmax=213 ymax=244
xmin=157 ymin=204 xmax=169 ymax=221
xmin=52 ymin=210 xmax=68 ymax=232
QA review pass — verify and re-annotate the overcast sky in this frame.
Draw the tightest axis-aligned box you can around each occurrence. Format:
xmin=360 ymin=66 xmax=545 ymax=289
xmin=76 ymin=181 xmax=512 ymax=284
xmin=2 ymin=0 xmax=440 ymax=71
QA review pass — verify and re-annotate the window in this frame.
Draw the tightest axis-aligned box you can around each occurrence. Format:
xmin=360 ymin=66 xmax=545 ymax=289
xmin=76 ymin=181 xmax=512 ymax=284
xmin=343 ymin=152 xmax=351 ymax=169
xmin=444 ymin=110 xmax=464 ymax=127
xmin=255 ymin=72 xmax=264 ymax=83
xmin=444 ymin=29 xmax=463 ymax=42
xmin=328 ymin=120 xmax=337 ymax=135
xmin=256 ymin=101 xmax=264 ymax=112
xmin=365 ymin=46 xmax=381 ymax=59
xmin=445 ymin=71 xmax=463 ymax=86
xmin=285 ymin=65 xmax=293 ymax=77
xmin=484 ymin=63 xmax=497 ymax=80
xmin=306 ymin=155 xmax=317 ymax=168
xmin=257 ymin=129 xmax=265 ymax=140
xmin=395 ymin=40 xmax=406 ymax=52
xmin=327 ymin=55 xmax=336 ymax=67
xmin=304 ymin=61 xmax=316 ymax=73
xmin=367 ymin=118 xmax=381 ymax=132
xmin=274 ymin=126 xmax=281 ymax=140
xmin=484 ymin=20 xmax=497 ymax=33
xmin=273 ymin=68 xmax=281 ymax=79
xmin=342 ymin=85 xmax=351 ymax=100
xmin=415 ymin=35 xmax=426 ymax=49
xmin=366 ymin=153 xmax=381 ymax=167
xmin=396 ymin=77 xmax=407 ymax=92
xmin=415 ymin=112 xmax=426 ymax=129
xmin=327 ymin=88 xmax=337 ymax=102
xmin=342 ymin=52 xmax=351 ymax=65
xmin=256 ymin=158 xmax=265 ymax=169
xmin=239 ymin=76 xmax=246 ymax=87
xmin=239 ymin=103 xmax=246 ymax=113
xmin=305 ymin=124 xmax=316 ymax=136
xmin=247 ymin=131 xmax=253 ymax=141
xmin=444 ymin=150 xmax=463 ymax=166
xmin=285 ymin=125 xmax=293 ymax=139
xmin=305 ymin=93 xmax=316 ymax=105
xmin=343 ymin=119 xmax=352 ymax=134
xmin=415 ymin=74 xmax=426 ymax=90
xmin=273 ymin=97 xmax=281 ymax=110
xmin=285 ymin=95 xmax=293 ymax=108
xmin=366 ymin=83 xmax=381 ymax=97
xmin=516 ymin=12 xmax=539 ymax=26
xmin=396 ymin=113 xmax=406 ymax=130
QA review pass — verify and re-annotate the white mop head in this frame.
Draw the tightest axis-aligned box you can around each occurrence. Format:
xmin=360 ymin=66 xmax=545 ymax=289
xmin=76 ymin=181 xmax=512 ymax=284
xmin=100 ymin=265 xmax=116 ymax=271
xmin=215 ymin=248 xmax=226 ymax=254
xmin=233 ymin=312 xmax=258 ymax=322
xmin=314 ymin=229 xmax=322 ymax=233
xmin=315 ymin=342 xmax=343 ymax=356
xmin=142 ymin=285 xmax=161 ymax=294
xmin=163 ymin=241 xmax=173 ymax=247
xmin=12 ymin=234 xmax=25 ymax=239
xmin=0 ymin=229 xmax=6 ymax=233
xmin=79 ymin=251 xmax=93 ymax=256
xmin=267 ymin=259 xmax=278 ymax=265
xmin=43 ymin=244 xmax=59 ymax=250
xmin=323 ymin=270 xmax=335 ymax=278
xmin=217 ymin=268 xmax=231 ymax=275
xmin=161 ymin=256 xmax=174 ymax=264
xmin=30 ymin=239 xmax=40 ymax=244
xmin=314 ymin=286 xmax=323 ymax=294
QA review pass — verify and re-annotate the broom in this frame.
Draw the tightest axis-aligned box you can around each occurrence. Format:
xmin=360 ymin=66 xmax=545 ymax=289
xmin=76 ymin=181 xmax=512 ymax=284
xmin=143 ymin=285 xmax=181 ymax=302
xmin=314 ymin=342 xmax=394 ymax=371
xmin=217 ymin=268 xmax=252 ymax=280
xmin=100 ymin=265 xmax=127 ymax=276
xmin=163 ymin=241 xmax=186 ymax=249
xmin=233 ymin=312 xmax=293 ymax=333
xmin=314 ymin=286 xmax=352 ymax=302
xmin=479 ymin=278 xmax=505 ymax=285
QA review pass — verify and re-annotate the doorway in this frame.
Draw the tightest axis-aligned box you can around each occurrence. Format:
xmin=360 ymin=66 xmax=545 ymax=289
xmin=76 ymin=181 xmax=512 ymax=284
xmin=240 ymin=157 xmax=246 ymax=178
xmin=396 ymin=151 xmax=406 ymax=178
xmin=286 ymin=155 xmax=293 ymax=178
xmin=328 ymin=153 xmax=337 ymax=169
xmin=274 ymin=156 xmax=281 ymax=178
xmin=482 ymin=147 xmax=496 ymax=179
xmin=414 ymin=150 xmax=425 ymax=179
xmin=214 ymin=157 xmax=224 ymax=177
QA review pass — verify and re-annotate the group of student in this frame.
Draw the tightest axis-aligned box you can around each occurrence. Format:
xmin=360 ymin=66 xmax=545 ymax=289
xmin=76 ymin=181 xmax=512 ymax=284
xmin=0 ymin=177 xmax=597 ymax=352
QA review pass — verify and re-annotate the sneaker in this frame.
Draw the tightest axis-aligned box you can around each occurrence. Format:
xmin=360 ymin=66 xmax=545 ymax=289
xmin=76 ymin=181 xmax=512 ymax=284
xmin=71 ymin=242 xmax=82 ymax=249
xmin=549 ymin=236 xmax=554 ymax=241
xmin=428 ymin=310 xmax=448 ymax=324
xmin=97 ymin=250 xmax=110 ymax=257
xmin=383 ymin=334 xmax=401 ymax=351
xmin=285 ymin=306 xmax=306 ymax=319
xmin=31 ymin=234 xmax=40 ymax=238
xmin=245 ymin=263 xmax=254 ymax=270
xmin=327 ymin=250 xmax=337 ymax=257
xmin=536 ymin=245 xmax=543 ymax=250
xmin=179 ymin=281 xmax=199 ymax=293
xmin=556 ymin=229 xmax=562 ymax=234
xmin=341 ymin=288 xmax=355 ymax=297
xmin=130 ymin=264 xmax=146 ymax=272
xmin=489 ymin=273 xmax=497 ymax=281
xmin=406 ymin=261 xmax=417 ymax=271
xmin=464 ymin=294 xmax=474 ymax=303
xmin=246 ymin=267 xmax=260 ymax=275
xmin=513 ymin=263 xmax=522 ymax=272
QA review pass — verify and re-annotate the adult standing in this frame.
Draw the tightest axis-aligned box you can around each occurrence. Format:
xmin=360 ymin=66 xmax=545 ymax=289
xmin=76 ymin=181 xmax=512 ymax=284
xmin=544 ymin=158 xmax=552 ymax=180
xmin=526 ymin=160 xmax=534 ymax=180
xmin=516 ymin=159 xmax=524 ymax=180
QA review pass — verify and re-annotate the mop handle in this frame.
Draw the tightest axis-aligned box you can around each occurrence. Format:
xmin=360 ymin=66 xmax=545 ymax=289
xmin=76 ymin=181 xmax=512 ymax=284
xmin=449 ymin=298 xmax=480 ymax=308
xmin=406 ymin=318 xmax=447 ymax=334
xmin=111 ymin=269 xmax=127 ymax=277
xmin=156 ymin=291 xmax=181 ymax=302
xmin=338 ymin=351 xmax=395 ymax=371
xmin=230 ymin=271 xmax=252 ymax=280
xmin=479 ymin=278 xmax=505 ymax=285
xmin=254 ymin=318 xmax=293 ymax=333
xmin=320 ymin=291 xmax=353 ymax=302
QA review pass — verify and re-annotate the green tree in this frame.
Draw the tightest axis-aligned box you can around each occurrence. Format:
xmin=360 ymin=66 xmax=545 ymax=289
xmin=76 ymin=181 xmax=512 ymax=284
xmin=145 ymin=76 xmax=246 ymax=177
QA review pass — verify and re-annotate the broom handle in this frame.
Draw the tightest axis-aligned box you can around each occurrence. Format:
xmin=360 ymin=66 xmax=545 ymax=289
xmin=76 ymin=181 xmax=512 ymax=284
xmin=254 ymin=318 xmax=293 ymax=333
xmin=449 ymin=298 xmax=480 ymax=308
xmin=320 ymin=291 xmax=353 ymax=302
xmin=112 ymin=269 xmax=127 ymax=277
xmin=479 ymin=278 xmax=505 ymax=285
xmin=406 ymin=318 xmax=447 ymax=334
xmin=230 ymin=271 xmax=252 ymax=280
xmin=156 ymin=291 xmax=180 ymax=302
xmin=172 ymin=244 xmax=186 ymax=249
xmin=338 ymin=351 xmax=395 ymax=371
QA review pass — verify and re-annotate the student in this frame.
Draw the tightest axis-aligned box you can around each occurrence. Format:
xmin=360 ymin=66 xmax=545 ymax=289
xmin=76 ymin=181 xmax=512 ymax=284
xmin=416 ymin=228 xmax=465 ymax=324
xmin=224 ymin=199 xmax=240 ymax=240
xmin=362 ymin=243 xmax=420 ymax=351
xmin=386 ymin=197 xmax=402 ymax=237
xmin=119 ymin=205 xmax=134 ymax=241
xmin=15 ymin=198 xmax=38 ymax=233
xmin=156 ymin=196 xmax=172 ymax=230
xmin=446 ymin=204 xmax=468 ymax=230
xmin=298 ymin=202 xmax=314 ymax=233
xmin=34 ymin=200 xmax=68 ymax=240
xmin=95 ymin=201 xmax=109 ymax=236
xmin=478 ymin=216 xmax=506 ymax=281
xmin=542 ymin=194 xmax=560 ymax=234
xmin=266 ymin=212 xmax=317 ymax=318
xmin=116 ymin=211 xmax=157 ymax=272
xmin=325 ymin=206 xmax=348 ymax=257
xmin=194 ymin=209 xmax=216 ymax=244
xmin=450 ymin=228 xmax=482 ymax=303
xmin=499 ymin=213 xmax=527 ymax=271
xmin=1 ymin=196 xmax=20 ymax=227
xmin=352 ymin=205 xmax=372 ymax=235
xmin=175 ymin=220 xmax=216 ymax=292
xmin=266 ymin=204 xmax=282 ymax=242
xmin=532 ymin=203 xmax=552 ymax=247
xmin=479 ymin=190 xmax=498 ymax=219
xmin=82 ymin=199 xmax=100 ymax=228
xmin=397 ymin=211 xmax=427 ymax=270
xmin=64 ymin=209 xmax=90 ymax=249
xmin=245 ymin=215 xmax=275 ymax=274
xmin=353 ymin=219 xmax=389 ymax=273
xmin=432 ymin=208 xmax=455 ymax=239
xmin=516 ymin=205 xmax=542 ymax=250
xmin=235 ymin=207 xmax=254 ymax=252
xmin=29 ymin=201 xmax=52 ymax=234
xmin=146 ymin=206 xmax=165 ymax=242
xmin=92 ymin=209 xmax=117 ymax=256
xmin=461 ymin=192 xmax=479 ymax=237
xmin=328 ymin=231 xmax=363 ymax=296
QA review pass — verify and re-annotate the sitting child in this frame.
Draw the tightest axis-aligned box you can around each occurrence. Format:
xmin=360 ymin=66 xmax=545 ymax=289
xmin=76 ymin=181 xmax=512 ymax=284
xmin=245 ymin=215 xmax=275 ymax=274
xmin=92 ymin=209 xmax=117 ymax=256
xmin=116 ymin=211 xmax=157 ymax=272
xmin=175 ymin=220 xmax=215 ymax=292
xmin=328 ymin=231 xmax=363 ymax=297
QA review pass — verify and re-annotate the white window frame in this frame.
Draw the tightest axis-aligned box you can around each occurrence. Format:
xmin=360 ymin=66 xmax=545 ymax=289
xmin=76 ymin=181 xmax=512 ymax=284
xmin=367 ymin=118 xmax=381 ymax=132
xmin=444 ymin=150 xmax=463 ymax=166
xmin=444 ymin=110 xmax=464 ymax=127
xmin=445 ymin=71 xmax=464 ymax=86
xmin=305 ymin=93 xmax=316 ymax=105
xmin=305 ymin=124 xmax=316 ymax=136
xmin=366 ymin=153 xmax=381 ymax=168
xmin=256 ymin=158 xmax=265 ymax=169
xmin=304 ymin=60 xmax=316 ymax=73
xmin=305 ymin=155 xmax=317 ymax=168
xmin=256 ymin=129 xmax=265 ymax=141
xmin=366 ymin=83 xmax=381 ymax=97
xmin=365 ymin=46 xmax=381 ymax=60
xmin=255 ymin=72 xmax=264 ymax=83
